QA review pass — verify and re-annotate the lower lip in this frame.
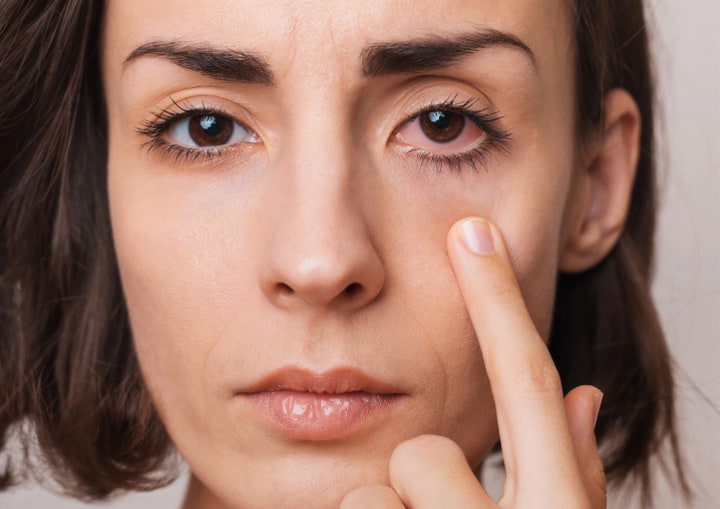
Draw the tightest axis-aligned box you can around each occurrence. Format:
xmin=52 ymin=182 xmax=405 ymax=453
xmin=245 ymin=391 xmax=399 ymax=441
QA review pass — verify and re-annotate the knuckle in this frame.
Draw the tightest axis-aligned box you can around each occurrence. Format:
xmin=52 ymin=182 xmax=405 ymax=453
xmin=510 ymin=348 xmax=563 ymax=395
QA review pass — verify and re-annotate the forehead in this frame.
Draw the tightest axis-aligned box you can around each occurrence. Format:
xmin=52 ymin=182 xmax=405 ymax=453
xmin=103 ymin=0 xmax=572 ymax=78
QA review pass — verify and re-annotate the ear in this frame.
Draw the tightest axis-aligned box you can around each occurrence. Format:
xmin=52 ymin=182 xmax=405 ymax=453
xmin=560 ymin=88 xmax=641 ymax=273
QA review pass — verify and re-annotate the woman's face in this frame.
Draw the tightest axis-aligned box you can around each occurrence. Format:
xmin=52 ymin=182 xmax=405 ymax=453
xmin=103 ymin=1 xmax=579 ymax=507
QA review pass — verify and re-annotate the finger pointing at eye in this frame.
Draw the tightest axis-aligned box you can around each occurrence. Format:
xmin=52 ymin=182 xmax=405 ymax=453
xmin=446 ymin=218 xmax=597 ymax=508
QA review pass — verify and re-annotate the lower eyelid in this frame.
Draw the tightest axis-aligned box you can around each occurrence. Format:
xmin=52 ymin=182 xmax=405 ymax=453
xmin=403 ymin=145 xmax=495 ymax=174
xmin=144 ymin=137 xmax=261 ymax=165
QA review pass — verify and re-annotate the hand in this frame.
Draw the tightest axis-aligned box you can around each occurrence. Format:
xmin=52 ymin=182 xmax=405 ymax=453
xmin=340 ymin=218 xmax=606 ymax=509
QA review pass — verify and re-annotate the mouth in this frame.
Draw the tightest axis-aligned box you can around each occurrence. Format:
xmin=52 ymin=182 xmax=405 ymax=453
xmin=236 ymin=367 xmax=406 ymax=441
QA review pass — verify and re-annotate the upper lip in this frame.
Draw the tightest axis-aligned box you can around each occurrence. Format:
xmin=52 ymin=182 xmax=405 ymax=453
xmin=237 ymin=366 xmax=403 ymax=395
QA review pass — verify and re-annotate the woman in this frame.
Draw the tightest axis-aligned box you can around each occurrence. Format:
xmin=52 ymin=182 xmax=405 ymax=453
xmin=0 ymin=1 xmax=688 ymax=507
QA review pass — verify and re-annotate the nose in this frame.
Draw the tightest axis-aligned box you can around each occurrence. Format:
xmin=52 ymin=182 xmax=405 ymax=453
xmin=258 ymin=149 xmax=385 ymax=311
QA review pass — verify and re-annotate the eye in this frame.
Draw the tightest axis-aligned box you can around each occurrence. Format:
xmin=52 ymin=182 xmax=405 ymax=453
xmin=167 ymin=113 xmax=258 ymax=148
xmin=396 ymin=109 xmax=487 ymax=152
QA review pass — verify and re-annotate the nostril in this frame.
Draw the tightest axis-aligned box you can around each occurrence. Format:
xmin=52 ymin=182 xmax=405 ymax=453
xmin=277 ymin=282 xmax=294 ymax=295
xmin=344 ymin=282 xmax=362 ymax=297
xmin=270 ymin=281 xmax=367 ymax=305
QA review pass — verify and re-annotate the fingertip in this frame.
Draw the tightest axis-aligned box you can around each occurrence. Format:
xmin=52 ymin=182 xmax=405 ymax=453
xmin=388 ymin=434 xmax=466 ymax=493
xmin=389 ymin=435 xmax=466 ymax=474
xmin=447 ymin=218 xmax=517 ymax=298
xmin=565 ymin=385 xmax=603 ymax=439
xmin=448 ymin=217 xmax=510 ymax=260
xmin=339 ymin=484 xmax=404 ymax=509
xmin=457 ymin=218 xmax=495 ymax=255
xmin=565 ymin=386 xmax=607 ymax=506
xmin=387 ymin=435 xmax=495 ymax=508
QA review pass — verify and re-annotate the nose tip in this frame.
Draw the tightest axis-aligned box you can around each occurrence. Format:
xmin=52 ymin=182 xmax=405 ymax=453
xmin=263 ymin=256 xmax=384 ymax=310
xmin=260 ymin=233 xmax=385 ymax=311
xmin=273 ymin=268 xmax=366 ymax=307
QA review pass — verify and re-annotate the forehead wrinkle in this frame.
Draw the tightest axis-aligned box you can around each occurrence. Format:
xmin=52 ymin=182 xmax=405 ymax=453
xmin=272 ymin=11 xmax=366 ymax=103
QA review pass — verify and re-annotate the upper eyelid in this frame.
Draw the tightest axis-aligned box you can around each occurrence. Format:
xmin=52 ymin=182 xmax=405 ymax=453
xmin=397 ymin=96 xmax=501 ymax=125
xmin=138 ymin=93 xmax=495 ymax=128
xmin=136 ymin=100 xmax=255 ymax=139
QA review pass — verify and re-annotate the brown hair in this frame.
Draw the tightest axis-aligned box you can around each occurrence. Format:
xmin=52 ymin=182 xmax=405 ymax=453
xmin=0 ymin=0 xmax=688 ymax=504
xmin=554 ymin=1 xmax=689 ymax=502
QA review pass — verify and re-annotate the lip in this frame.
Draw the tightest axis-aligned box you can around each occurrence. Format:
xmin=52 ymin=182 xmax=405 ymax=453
xmin=236 ymin=367 xmax=405 ymax=441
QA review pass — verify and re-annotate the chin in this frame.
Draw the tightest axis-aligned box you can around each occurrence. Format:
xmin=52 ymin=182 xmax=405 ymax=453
xmin=185 ymin=445 xmax=396 ymax=509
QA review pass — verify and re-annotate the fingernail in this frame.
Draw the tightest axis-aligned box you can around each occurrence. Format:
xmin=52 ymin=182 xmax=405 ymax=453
xmin=592 ymin=391 xmax=604 ymax=429
xmin=460 ymin=219 xmax=495 ymax=255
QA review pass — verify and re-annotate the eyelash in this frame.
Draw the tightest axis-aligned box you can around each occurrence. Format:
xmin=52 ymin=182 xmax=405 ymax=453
xmin=136 ymin=97 xmax=511 ymax=170
xmin=137 ymin=99 xmax=242 ymax=163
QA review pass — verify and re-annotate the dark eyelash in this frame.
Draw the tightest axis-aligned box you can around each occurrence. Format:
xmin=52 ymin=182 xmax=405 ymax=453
xmin=136 ymin=99 xmax=239 ymax=163
xmin=401 ymin=96 xmax=511 ymax=173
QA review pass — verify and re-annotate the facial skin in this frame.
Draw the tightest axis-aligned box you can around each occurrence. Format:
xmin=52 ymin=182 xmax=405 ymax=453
xmin=101 ymin=1 xmax=633 ymax=508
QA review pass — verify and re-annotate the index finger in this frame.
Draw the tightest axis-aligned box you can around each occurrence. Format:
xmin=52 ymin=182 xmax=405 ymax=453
xmin=447 ymin=218 xmax=589 ymax=505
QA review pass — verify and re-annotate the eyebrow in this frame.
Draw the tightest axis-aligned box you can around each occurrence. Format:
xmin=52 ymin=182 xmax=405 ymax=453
xmin=123 ymin=41 xmax=274 ymax=85
xmin=122 ymin=29 xmax=534 ymax=85
xmin=361 ymin=29 xmax=536 ymax=77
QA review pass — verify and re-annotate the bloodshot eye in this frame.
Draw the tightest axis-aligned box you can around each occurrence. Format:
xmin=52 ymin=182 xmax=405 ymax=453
xmin=167 ymin=113 xmax=258 ymax=148
xmin=396 ymin=109 xmax=487 ymax=152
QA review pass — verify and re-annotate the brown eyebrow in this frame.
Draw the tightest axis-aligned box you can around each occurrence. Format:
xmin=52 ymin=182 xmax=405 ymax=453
xmin=361 ymin=29 xmax=536 ymax=77
xmin=123 ymin=41 xmax=274 ymax=85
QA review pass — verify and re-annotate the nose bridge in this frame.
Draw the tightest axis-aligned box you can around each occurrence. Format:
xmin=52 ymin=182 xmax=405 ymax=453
xmin=283 ymin=86 xmax=357 ymax=232
xmin=259 ymin=94 xmax=384 ymax=310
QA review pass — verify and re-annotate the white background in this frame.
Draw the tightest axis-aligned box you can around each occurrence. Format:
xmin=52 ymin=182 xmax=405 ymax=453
xmin=2 ymin=0 xmax=718 ymax=507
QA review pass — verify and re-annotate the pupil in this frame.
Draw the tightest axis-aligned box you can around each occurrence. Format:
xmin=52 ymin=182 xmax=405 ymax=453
xmin=199 ymin=116 xmax=221 ymax=136
xmin=427 ymin=111 xmax=451 ymax=130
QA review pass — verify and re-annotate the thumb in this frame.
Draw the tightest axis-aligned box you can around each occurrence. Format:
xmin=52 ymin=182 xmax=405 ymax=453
xmin=565 ymin=385 xmax=607 ymax=508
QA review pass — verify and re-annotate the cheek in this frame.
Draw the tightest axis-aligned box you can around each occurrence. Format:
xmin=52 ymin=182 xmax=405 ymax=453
xmin=496 ymin=173 xmax=573 ymax=340
xmin=498 ymin=215 xmax=565 ymax=339
xmin=389 ymin=158 xmax=572 ymax=343
xmin=107 ymin=155 xmax=259 ymax=427
xmin=379 ymin=225 xmax=497 ymax=460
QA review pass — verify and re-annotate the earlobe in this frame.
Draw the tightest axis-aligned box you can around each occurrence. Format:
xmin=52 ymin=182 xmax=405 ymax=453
xmin=560 ymin=89 xmax=641 ymax=273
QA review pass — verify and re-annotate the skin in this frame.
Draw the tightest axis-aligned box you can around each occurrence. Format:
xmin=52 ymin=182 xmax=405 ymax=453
xmin=102 ymin=1 xmax=640 ymax=507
